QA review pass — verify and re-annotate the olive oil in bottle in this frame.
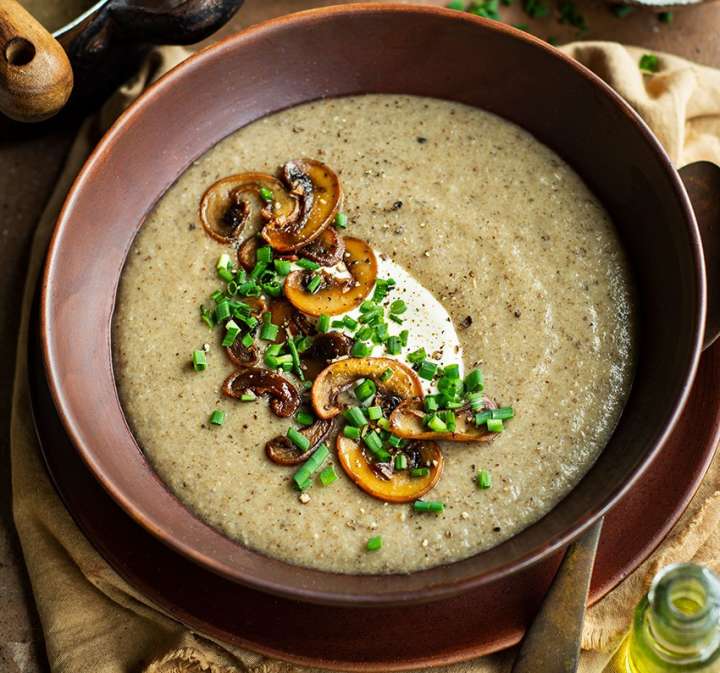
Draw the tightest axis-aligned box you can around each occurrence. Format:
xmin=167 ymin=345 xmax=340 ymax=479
xmin=617 ymin=563 xmax=720 ymax=672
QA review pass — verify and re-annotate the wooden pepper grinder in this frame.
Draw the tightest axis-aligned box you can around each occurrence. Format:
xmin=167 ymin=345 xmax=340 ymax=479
xmin=0 ymin=0 xmax=72 ymax=122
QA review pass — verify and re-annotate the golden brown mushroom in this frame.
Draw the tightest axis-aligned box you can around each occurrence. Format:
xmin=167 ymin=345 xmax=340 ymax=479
xmin=389 ymin=398 xmax=498 ymax=442
xmin=311 ymin=357 xmax=422 ymax=419
xmin=284 ymin=237 xmax=377 ymax=316
xmin=199 ymin=173 xmax=298 ymax=244
xmin=222 ymin=368 xmax=300 ymax=418
xmin=262 ymin=159 xmax=342 ymax=252
xmin=336 ymin=435 xmax=443 ymax=503
xmin=266 ymin=418 xmax=334 ymax=466
xmin=298 ymin=226 xmax=346 ymax=267
xmin=301 ymin=331 xmax=354 ymax=380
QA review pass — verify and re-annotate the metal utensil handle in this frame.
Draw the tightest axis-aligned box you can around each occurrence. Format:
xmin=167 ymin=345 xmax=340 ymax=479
xmin=511 ymin=519 xmax=603 ymax=673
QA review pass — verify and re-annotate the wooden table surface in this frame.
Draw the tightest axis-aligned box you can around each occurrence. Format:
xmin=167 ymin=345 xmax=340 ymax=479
xmin=1 ymin=1 xmax=719 ymax=671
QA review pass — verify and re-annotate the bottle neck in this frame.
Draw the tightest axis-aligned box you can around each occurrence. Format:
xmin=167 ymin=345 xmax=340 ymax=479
xmin=643 ymin=563 xmax=720 ymax=665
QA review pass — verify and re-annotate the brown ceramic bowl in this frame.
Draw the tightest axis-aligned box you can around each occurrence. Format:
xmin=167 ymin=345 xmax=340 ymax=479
xmin=42 ymin=4 xmax=717 ymax=607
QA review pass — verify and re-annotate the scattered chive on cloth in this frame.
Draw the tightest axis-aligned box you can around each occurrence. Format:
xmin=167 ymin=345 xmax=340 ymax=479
xmin=10 ymin=42 xmax=720 ymax=673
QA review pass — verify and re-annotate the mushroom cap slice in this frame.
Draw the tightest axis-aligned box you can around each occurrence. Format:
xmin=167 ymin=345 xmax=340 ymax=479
xmin=298 ymin=226 xmax=346 ymax=267
xmin=222 ymin=368 xmax=300 ymax=418
xmin=312 ymin=357 xmax=423 ymax=419
xmin=199 ymin=173 xmax=298 ymax=244
xmin=284 ymin=237 xmax=377 ymax=317
xmin=262 ymin=159 xmax=342 ymax=252
xmin=336 ymin=435 xmax=443 ymax=503
xmin=266 ymin=418 xmax=334 ymax=466
xmin=224 ymin=296 xmax=267 ymax=366
xmin=389 ymin=398 xmax=498 ymax=442
xmin=301 ymin=331 xmax=354 ymax=380
xmin=237 ymin=235 xmax=297 ymax=272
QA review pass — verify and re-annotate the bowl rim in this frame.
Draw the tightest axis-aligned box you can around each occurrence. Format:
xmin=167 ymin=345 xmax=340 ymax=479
xmin=41 ymin=2 xmax=706 ymax=606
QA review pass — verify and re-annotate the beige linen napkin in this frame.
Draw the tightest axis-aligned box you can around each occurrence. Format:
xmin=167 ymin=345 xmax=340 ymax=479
xmin=10 ymin=41 xmax=720 ymax=673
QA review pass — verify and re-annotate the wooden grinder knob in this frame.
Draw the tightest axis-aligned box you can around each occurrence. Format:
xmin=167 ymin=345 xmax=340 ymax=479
xmin=0 ymin=0 xmax=73 ymax=122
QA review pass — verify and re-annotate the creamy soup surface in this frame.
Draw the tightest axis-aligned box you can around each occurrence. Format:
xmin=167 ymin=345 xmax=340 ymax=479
xmin=21 ymin=0 xmax=95 ymax=31
xmin=113 ymin=95 xmax=636 ymax=574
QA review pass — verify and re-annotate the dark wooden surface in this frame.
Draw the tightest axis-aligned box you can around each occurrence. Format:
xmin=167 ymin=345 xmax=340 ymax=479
xmin=1 ymin=0 xmax=719 ymax=671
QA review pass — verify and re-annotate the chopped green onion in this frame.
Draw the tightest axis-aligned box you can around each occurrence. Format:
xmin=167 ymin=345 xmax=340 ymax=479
xmin=256 ymin=245 xmax=273 ymax=263
xmin=477 ymin=469 xmax=492 ymax=489
xmin=209 ymin=409 xmax=225 ymax=426
xmin=335 ymin=212 xmax=348 ymax=229
xmin=443 ymin=363 xmax=460 ymax=379
xmin=319 ymin=465 xmax=338 ymax=486
xmin=363 ymin=430 xmax=384 ymax=454
xmin=639 ymin=53 xmax=659 ymax=73
xmin=296 ymin=410 xmax=314 ymax=426
xmin=389 ymin=314 xmax=404 ymax=325
xmin=388 ymin=434 xmax=405 ymax=449
xmin=249 ymin=261 xmax=267 ymax=281
xmin=373 ymin=323 xmax=388 ymax=342
xmin=426 ymin=414 xmax=448 ymax=433
xmin=317 ymin=314 xmax=330 ymax=333
xmin=464 ymin=368 xmax=484 ymax=392
xmin=259 ymin=186 xmax=273 ymax=202
xmin=226 ymin=281 xmax=238 ymax=295
xmin=260 ymin=322 xmax=279 ymax=341
xmin=331 ymin=319 xmax=345 ymax=329
xmin=468 ymin=392 xmax=486 ymax=411
xmin=399 ymin=330 xmax=409 ymax=346
xmin=274 ymin=259 xmax=292 ymax=276
xmin=379 ymin=367 xmax=394 ymax=383
xmin=287 ymin=427 xmax=311 ymax=452
xmin=217 ymin=253 xmax=232 ymax=272
xmin=394 ymin=453 xmax=408 ymax=470
xmin=424 ymin=395 xmax=440 ymax=412
xmin=295 ymin=336 xmax=313 ymax=353
xmin=385 ymin=336 xmax=402 ymax=355
xmin=222 ymin=320 xmax=241 ymax=347
xmin=240 ymin=332 xmax=254 ymax=348
xmin=343 ymin=315 xmax=359 ymax=330
xmin=211 ymin=289 xmax=224 ymax=303
xmin=192 ymin=350 xmax=207 ymax=372
xmin=354 ymin=379 xmax=377 ymax=402
xmin=438 ymin=410 xmax=457 ymax=432
xmin=236 ymin=281 xmax=260 ymax=296
xmin=413 ymin=500 xmax=444 ymax=513
xmin=343 ymin=425 xmax=361 ymax=440
xmin=407 ymin=347 xmax=426 ymax=364
xmin=297 ymin=258 xmax=320 ymax=271
xmin=236 ymin=314 xmax=258 ymax=330
xmin=287 ymin=337 xmax=303 ymax=378
xmin=235 ymin=267 xmax=247 ymax=283
xmin=410 ymin=467 xmax=430 ymax=478
xmin=491 ymin=407 xmax=514 ymax=420
xmin=352 ymin=341 xmax=373 ymax=357
xmin=417 ymin=360 xmax=438 ymax=380
xmin=218 ymin=267 xmax=234 ymax=283
xmin=360 ymin=300 xmax=378 ymax=313
xmin=475 ymin=410 xmax=492 ymax=426
xmin=389 ymin=299 xmax=407 ymax=315
xmin=367 ymin=406 xmax=383 ymax=421
xmin=446 ymin=0 xmax=464 ymax=9
xmin=356 ymin=326 xmax=374 ymax=341
xmin=306 ymin=274 xmax=322 ymax=294
xmin=239 ymin=391 xmax=256 ymax=402
xmin=344 ymin=406 xmax=368 ymax=427
xmin=367 ymin=535 xmax=382 ymax=551
xmin=216 ymin=301 xmax=232 ymax=321
xmin=200 ymin=305 xmax=215 ymax=329
xmin=487 ymin=418 xmax=504 ymax=433
xmin=292 ymin=443 xmax=330 ymax=490
xmin=265 ymin=343 xmax=282 ymax=357
xmin=438 ymin=376 xmax=464 ymax=399
xmin=376 ymin=417 xmax=390 ymax=431
xmin=262 ymin=280 xmax=283 ymax=298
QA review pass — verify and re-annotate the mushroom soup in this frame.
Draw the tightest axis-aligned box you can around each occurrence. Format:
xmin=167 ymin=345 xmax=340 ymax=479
xmin=113 ymin=94 xmax=635 ymax=574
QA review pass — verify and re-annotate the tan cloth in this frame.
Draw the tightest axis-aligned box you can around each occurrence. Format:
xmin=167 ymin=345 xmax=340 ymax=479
xmin=10 ymin=41 xmax=720 ymax=673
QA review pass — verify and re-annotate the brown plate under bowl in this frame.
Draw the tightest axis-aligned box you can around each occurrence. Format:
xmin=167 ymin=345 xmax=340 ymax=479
xmin=42 ymin=4 xmax=711 ymax=607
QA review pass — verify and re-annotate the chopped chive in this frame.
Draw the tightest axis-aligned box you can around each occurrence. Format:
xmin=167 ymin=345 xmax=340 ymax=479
xmin=200 ymin=305 xmax=215 ymax=329
xmin=211 ymin=289 xmax=224 ymax=303
xmin=239 ymin=391 xmax=256 ymax=402
xmin=439 ymin=410 xmax=457 ymax=432
xmin=262 ymin=280 xmax=283 ymax=298
xmin=319 ymin=465 xmax=338 ymax=486
xmin=259 ymin=186 xmax=273 ymax=202
xmin=367 ymin=406 xmax=383 ymax=421
xmin=295 ymin=336 xmax=313 ymax=353
xmin=226 ymin=280 xmax=238 ymax=295
xmin=388 ymin=434 xmax=405 ymax=449
xmin=303 ymin=380 xmax=313 ymax=390
xmin=236 ymin=281 xmax=260 ymax=296
xmin=335 ymin=212 xmax=348 ymax=229
xmin=352 ymin=341 xmax=373 ymax=357
xmin=426 ymin=414 xmax=448 ymax=433
xmin=249 ymin=261 xmax=267 ymax=281
xmin=410 ymin=467 xmax=430 ymax=478
xmin=417 ymin=360 xmax=438 ymax=380
xmin=487 ymin=418 xmax=504 ymax=433
xmin=407 ymin=348 xmax=426 ymax=364
xmin=379 ymin=367 xmax=394 ymax=383
xmin=399 ymin=330 xmax=409 ymax=347
xmin=265 ymin=343 xmax=283 ymax=357
xmin=491 ymin=406 xmax=514 ymax=420
xmin=355 ymin=379 xmax=377 ymax=402
xmin=259 ymin=322 xmax=279 ymax=341
xmin=287 ymin=337 xmax=303 ymax=378
xmin=292 ymin=443 xmax=330 ymax=490
xmin=306 ymin=274 xmax=322 ymax=294
xmin=343 ymin=315 xmax=359 ymax=330
xmin=367 ymin=535 xmax=382 ymax=551
xmin=218 ymin=267 xmax=234 ymax=283
xmin=209 ymin=409 xmax=225 ymax=426
xmin=389 ymin=314 xmax=404 ymax=325
xmin=373 ymin=323 xmax=389 ymax=342
xmin=438 ymin=376 xmax=464 ymax=399
xmin=394 ymin=453 xmax=408 ymax=470
xmin=443 ymin=363 xmax=460 ymax=379
xmin=317 ymin=314 xmax=330 ymax=333
xmin=468 ymin=392 xmax=486 ymax=411
xmin=376 ymin=417 xmax=390 ymax=431
xmin=235 ymin=267 xmax=247 ymax=283
xmin=236 ymin=314 xmax=258 ymax=330
xmin=639 ymin=53 xmax=659 ymax=73
xmin=446 ymin=0 xmax=464 ymax=9
xmin=360 ymin=300 xmax=378 ymax=313
xmin=222 ymin=320 xmax=241 ymax=347
xmin=256 ymin=245 xmax=273 ymax=263
xmin=475 ymin=410 xmax=492 ymax=426
xmin=385 ymin=336 xmax=402 ymax=355
xmin=413 ymin=500 xmax=444 ymax=513
xmin=217 ymin=253 xmax=232 ymax=271
xmin=343 ymin=406 xmax=368 ymax=427
xmin=192 ymin=349 xmax=207 ymax=372
xmin=296 ymin=410 xmax=314 ymax=426
xmin=356 ymin=326 xmax=374 ymax=341
xmin=464 ymin=368 xmax=484 ymax=392
xmin=389 ymin=299 xmax=407 ymax=315
xmin=297 ymin=258 xmax=320 ymax=271
xmin=363 ymin=430 xmax=384 ymax=454
xmin=273 ymin=259 xmax=292 ymax=276
xmin=424 ymin=395 xmax=440 ymax=412
xmin=477 ymin=469 xmax=492 ymax=489
xmin=331 ymin=319 xmax=345 ymax=329
xmin=343 ymin=425 xmax=361 ymax=440
xmin=287 ymin=427 xmax=311 ymax=452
